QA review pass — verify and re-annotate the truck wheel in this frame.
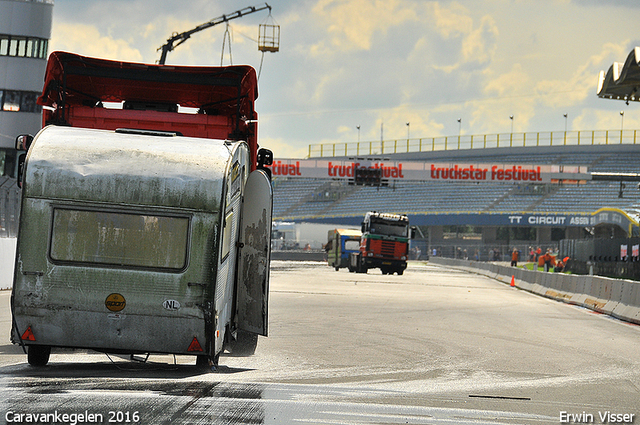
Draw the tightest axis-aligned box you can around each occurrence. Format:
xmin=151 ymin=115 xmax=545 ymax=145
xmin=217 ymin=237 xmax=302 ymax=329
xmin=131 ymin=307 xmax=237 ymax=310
xmin=397 ymin=270 xmax=404 ymax=276
xmin=226 ymin=330 xmax=258 ymax=356
xmin=357 ymin=257 xmax=367 ymax=274
xmin=27 ymin=345 xmax=51 ymax=367
xmin=335 ymin=266 xmax=340 ymax=271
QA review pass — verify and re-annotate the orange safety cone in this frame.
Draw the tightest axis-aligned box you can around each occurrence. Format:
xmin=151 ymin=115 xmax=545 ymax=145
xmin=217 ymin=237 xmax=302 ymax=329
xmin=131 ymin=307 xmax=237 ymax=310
xmin=510 ymin=275 xmax=515 ymax=287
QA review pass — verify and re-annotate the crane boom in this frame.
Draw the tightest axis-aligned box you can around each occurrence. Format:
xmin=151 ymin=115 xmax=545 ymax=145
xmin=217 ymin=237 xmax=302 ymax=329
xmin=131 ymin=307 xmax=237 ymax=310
xmin=158 ymin=3 xmax=272 ymax=65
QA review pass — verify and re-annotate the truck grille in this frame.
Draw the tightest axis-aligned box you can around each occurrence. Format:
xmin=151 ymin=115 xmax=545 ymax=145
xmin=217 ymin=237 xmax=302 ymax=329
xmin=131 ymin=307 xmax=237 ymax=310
xmin=380 ymin=241 xmax=396 ymax=257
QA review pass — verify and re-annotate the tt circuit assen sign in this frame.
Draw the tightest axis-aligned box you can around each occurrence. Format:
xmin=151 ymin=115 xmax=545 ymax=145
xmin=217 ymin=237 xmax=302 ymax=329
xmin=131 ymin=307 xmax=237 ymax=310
xmin=407 ymin=209 xmax=639 ymax=235
xmin=507 ymin=209 xmax=634 ymax=228
xmin=265 ymin=159 xmax=588 ymax=183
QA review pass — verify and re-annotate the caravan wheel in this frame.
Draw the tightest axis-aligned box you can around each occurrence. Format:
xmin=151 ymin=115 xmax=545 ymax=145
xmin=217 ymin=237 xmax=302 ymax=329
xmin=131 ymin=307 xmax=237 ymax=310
xmin=27 ymin=345 xmax=51 ymax=367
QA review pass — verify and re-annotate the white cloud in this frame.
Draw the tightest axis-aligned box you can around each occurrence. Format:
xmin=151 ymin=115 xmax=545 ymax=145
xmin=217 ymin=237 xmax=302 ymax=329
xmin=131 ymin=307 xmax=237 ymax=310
xmin=260 ymin=136 xmax=310 ymax=159
xmin=483 ymin=63 xmax=531 ymax=98
xmin=461 ymin=15 xmax=499 ymax=66
xmin=572 ymin=108 xmax=636 ymax=132
xmin=51 ymin=23 xmax=143 ymax=61
xmin=378 ymin=105 xmax=445 ymax=141
xmin=535 ymin=41 xmax=631 ymax=109
xmin=431 ymin=2 xmax=473 ymax=39
xmin=311 ymin=0 xmax=417 ymax=52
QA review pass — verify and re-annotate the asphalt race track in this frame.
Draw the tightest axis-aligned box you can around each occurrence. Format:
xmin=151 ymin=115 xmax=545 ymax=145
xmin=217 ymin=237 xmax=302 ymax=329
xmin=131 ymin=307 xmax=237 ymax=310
xmin=1 ymin=261 xmax=639 ymax=424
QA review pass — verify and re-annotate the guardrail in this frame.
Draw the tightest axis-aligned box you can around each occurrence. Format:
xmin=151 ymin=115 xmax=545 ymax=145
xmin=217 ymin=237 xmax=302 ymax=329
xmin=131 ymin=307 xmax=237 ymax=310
xmin=308 ymin=129 xmax=640 ymax=158
xmin=429 ymin=257 xmax=640 ymax=325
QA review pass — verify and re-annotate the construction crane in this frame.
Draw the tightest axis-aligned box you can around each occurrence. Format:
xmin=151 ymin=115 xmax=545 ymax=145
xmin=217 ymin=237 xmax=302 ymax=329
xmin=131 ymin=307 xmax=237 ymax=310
xmin=157 ymin=3 xmax=274 ymax=65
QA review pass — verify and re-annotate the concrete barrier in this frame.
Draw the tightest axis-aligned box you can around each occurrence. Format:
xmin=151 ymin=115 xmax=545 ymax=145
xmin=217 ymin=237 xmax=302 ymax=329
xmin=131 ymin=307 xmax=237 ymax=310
xmin=613 ymin=282 xmax=640 ymax=323
xmin=270 ymin=250 xmax=326 ymax=262
xmin=0 ymin=238 xmax=16 ymax=290
xmin=429 ymin=257 xmax=640 ymax=325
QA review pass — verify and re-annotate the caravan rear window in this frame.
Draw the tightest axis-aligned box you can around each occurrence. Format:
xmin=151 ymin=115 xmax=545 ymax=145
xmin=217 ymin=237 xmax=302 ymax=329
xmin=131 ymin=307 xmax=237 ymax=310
xmin=50 ymin=208 xmax=189 ymax=270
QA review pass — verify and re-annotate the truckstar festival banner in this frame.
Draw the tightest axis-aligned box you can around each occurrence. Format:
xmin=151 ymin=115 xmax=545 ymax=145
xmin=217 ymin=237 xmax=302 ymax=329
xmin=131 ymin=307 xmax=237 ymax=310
xmin=265 ymin=159 xmax=588 ymax=183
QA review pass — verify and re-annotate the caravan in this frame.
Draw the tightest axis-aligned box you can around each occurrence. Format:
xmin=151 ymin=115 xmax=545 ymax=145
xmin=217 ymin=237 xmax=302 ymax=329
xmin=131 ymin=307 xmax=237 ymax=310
xmin=11 ymin=52 xmax=272 ymax=367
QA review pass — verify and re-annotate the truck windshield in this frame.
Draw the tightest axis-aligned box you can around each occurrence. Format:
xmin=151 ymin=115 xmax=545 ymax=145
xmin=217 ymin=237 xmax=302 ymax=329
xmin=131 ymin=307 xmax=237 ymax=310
xmin=369 ymin=220 xmax=408 ymax=237
xmin=50 ymin=208 xmax=189 ymax=270
xmin=344 ymin=239 xmax=360 ymax=251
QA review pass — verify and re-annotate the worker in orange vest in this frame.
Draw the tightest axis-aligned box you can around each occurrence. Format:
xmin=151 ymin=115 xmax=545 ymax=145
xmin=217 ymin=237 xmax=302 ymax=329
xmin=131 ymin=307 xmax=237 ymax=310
xmin=511 ymin=248 xmax=519 ymax=267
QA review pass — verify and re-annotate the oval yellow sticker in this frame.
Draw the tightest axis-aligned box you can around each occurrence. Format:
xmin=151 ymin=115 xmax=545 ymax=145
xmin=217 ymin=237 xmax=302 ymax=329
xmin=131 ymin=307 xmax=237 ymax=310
xmin=105 ymin=293 xmax=126 ymax=312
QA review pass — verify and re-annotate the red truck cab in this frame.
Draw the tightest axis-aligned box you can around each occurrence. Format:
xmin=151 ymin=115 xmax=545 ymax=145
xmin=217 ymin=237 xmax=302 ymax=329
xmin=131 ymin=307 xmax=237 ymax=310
xmin=37 ymin=51 xmax=267 ymax=170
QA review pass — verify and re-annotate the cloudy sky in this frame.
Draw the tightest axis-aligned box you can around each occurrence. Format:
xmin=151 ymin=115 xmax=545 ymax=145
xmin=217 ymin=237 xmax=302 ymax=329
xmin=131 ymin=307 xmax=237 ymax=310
xmin=50 ymin=0 xmax=640 ymax=159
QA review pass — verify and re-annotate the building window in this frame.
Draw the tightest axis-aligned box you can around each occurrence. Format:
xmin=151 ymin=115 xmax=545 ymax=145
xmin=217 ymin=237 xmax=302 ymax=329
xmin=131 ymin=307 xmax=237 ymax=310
xmin=0 ymin=35 xmax=48 ymax=59
xmin=16 ymin=38 xmax=26 ymax=56
xmin=2 ymin=91 xmax=20 ymax=112
xmin=21 ymin=93 xmax=38 ymax=112
xmin=0 ymin=90 xmax=42 ymax=113
xmin=40 ymin=39 xmax=48 ymax=58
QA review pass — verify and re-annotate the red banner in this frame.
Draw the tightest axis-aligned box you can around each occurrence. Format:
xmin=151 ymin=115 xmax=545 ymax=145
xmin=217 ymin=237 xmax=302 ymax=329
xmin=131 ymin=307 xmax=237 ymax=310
xmin=265 ymin=159 xmax=588 ymax=183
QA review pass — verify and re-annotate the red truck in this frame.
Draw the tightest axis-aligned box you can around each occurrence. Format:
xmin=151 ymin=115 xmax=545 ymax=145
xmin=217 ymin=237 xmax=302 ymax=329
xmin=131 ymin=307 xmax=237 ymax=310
xmin=349 ymin=211 xmax=415 ymax=275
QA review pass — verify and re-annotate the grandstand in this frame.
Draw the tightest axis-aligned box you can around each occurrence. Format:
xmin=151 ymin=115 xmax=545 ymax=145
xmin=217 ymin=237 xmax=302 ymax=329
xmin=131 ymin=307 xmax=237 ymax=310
xmin=272 ymin=138 xmax=640 ymax=259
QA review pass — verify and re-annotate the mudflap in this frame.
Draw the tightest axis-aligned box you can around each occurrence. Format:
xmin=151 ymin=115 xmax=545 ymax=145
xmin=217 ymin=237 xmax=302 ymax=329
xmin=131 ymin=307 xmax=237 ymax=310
xmin=236 ymin=169 xmax=272 ymax=337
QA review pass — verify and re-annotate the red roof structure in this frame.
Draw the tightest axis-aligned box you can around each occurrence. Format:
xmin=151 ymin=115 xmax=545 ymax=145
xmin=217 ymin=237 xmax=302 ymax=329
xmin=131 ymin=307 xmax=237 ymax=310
xmin=37 ymin=51 xmax=259 ymax=165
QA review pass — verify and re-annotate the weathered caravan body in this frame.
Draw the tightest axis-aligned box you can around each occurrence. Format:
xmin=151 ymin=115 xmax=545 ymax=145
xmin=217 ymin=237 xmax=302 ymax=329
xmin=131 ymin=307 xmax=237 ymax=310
xmin=11 ymin=52 xmax=272 ymax=367
xmin=12 ymin=126 xmax=271 ymax=366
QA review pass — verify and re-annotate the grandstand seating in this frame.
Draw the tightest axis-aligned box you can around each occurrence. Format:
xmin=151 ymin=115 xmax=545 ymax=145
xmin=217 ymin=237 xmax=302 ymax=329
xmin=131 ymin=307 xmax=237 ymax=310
xmin=272 ymin=145 xmax=640 ymax=223
xmin=272 ymin=178 xmax=327 ymax=215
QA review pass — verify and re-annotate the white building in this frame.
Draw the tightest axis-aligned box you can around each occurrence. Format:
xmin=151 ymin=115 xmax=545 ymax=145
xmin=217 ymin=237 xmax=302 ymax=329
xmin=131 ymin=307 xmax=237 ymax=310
xmin=0 ymin=0 xmax=52 ymax=237
xmin=0 ymin=0 xmax=53 ymax=150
